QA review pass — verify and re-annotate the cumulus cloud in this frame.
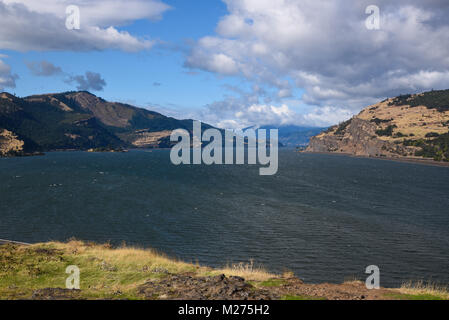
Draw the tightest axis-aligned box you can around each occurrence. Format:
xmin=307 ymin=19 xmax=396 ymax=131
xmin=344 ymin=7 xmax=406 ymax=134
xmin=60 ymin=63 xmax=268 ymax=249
xmin=186 ymin=0 xmax=449 ymax=126
xmin=26 ymin=60 xmax=62 ymax=76
xmin=66 ymin=71 xmax=106 ymax=91
xmin=303 ymin=106 xmax=353 ymax=128
xmin=186 ymin=50 xmax=239 ymax=75
xmin=0 ymin=56 xmax=17 ymax=91
xmin=0 ymin=0 xmax=170 ymax=52
xmin=193 ymin=97 xmax=352 ymax=129
xmin=184 ymin=84 xmax=348 ymax=129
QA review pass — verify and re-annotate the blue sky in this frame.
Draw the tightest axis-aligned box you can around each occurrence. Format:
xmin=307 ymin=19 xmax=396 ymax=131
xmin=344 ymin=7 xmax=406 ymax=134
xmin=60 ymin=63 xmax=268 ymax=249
xmin=4 ymin=0 xmax=232 ymax=110
xmin=1 ymin=0 xmax=449 ymax=129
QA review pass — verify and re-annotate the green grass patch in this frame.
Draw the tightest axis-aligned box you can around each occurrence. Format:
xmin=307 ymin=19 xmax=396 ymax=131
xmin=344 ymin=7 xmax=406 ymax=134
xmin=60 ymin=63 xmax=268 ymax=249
xmin=0 ymin=241 xmax=280 ymax=300
xmin=385 ymin=293 xmax=445 ymax=300
xmin=258 ymin=279 xmax=287 ymax=287
xmin=0 ymin=241 xmax=199 ymax=300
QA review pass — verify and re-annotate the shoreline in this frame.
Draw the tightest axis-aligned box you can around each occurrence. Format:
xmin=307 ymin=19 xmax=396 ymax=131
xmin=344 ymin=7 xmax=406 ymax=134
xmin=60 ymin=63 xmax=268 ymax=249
xmin=4 ymin=148 xmax=449 ymax=168
xmin=0 ymin=148 xmax=169 ymax=158
xmin=0 ymin=238 xmax=31 ymax=246
xmin=300 ymin=151 xmax=449 ymax=168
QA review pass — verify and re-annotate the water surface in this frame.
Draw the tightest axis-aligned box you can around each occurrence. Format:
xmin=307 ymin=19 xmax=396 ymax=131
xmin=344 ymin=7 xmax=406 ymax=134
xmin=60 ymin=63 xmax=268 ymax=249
xmin=1 ymin=150 xmax=448 ymax=287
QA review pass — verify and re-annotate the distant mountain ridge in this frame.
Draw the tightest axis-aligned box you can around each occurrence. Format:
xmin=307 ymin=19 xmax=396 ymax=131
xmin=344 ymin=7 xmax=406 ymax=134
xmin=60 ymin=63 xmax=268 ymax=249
xmin=260 ymin=125 xmax=326 ymax=147
xmin=306 ymin=89 xmax=449 ymax=162
xmin=0 ymin=91 xmax=212 ymax=156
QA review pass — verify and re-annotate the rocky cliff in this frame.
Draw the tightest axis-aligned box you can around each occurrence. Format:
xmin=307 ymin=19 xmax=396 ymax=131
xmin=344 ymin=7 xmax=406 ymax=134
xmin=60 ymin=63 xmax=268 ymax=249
xmin=307 ymin=90 xmax=449 ymax=161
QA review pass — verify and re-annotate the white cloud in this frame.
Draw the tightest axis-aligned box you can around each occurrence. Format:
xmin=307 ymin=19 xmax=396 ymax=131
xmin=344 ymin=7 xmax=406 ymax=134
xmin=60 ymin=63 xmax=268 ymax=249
xmin=0 ymin=0 xmax=170 ymax=52
xmin=187 ymin=87 xmax=344 ymax=129
xmin=207 ymin=53 xmax=239 ymax=75
xmin=199 ymin=100 xmax=352 ymax=130
xmin=277 ymin=88 xmax=292 ymax=99
xmin=303 ymin=106 xmax=353 ymax=128
xmin=186 ymin=0 xmax=449 ymax=126
xmin=207 ymin=101 xmax=300 ymax=129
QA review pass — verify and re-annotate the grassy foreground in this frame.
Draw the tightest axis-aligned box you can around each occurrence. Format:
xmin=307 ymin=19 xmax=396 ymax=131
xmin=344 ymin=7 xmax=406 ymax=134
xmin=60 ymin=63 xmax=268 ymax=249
xmin=0 ymin=241 xmax=447 ymax=300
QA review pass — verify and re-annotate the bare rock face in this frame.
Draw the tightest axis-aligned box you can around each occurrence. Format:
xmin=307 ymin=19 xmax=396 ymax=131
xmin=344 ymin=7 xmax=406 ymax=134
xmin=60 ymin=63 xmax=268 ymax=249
xmin=308 ymin=118 xmax=413 ymax=158
xmin=306 ymin=90 xmax=449 ymax=160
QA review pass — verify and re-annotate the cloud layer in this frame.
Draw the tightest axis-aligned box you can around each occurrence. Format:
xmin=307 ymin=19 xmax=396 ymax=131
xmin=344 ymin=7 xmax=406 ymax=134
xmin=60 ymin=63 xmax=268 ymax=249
xmin=186 ymin=0 xmax=449 ymax=127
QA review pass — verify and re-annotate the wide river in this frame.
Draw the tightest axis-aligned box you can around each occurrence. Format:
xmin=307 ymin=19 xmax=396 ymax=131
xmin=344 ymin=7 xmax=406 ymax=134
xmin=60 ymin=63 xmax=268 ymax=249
xmin=1 ymin=150 xmax=448 ymax=287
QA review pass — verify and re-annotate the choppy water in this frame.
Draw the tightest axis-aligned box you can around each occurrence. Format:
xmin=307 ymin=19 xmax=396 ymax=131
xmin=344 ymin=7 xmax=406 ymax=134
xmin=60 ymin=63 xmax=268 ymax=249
xmin=1 ymin=150 xmax=448 ymax=287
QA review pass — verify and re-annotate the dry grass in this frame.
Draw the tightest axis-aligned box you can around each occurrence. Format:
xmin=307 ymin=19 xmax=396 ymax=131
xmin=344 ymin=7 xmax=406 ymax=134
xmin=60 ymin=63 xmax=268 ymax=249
xmin=342 ymin=274 xmax=364 ymax=285
xmin=343 ymin=280 xmax=365 ymax=286
xmin=399 ymin=280 xmax=449 ymax=300
xmin=55 ymin=241 xmax=278 ymax=281
xmin=215 ymin=260 xmax=276 ymax=282
xmin=53 ymin=240 xmax=197 ymax=274
xmin=358 ymin=101 xmax=449 ymax=141
xmin=0 ymin=240 xmax=280 ymax=299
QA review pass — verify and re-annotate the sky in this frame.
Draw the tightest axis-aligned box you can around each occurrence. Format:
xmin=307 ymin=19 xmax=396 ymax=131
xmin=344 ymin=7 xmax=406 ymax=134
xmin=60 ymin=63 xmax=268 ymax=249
xmin=1 ymin=0 xmax=449 ymax=129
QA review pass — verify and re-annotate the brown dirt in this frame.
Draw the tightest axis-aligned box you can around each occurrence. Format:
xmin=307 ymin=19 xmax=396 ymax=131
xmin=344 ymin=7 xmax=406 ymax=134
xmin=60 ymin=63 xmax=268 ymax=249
xmin=271 ymin=279 xmax=394 ymax=300
xmin=136 ymin=274 xmax=395 ymax=300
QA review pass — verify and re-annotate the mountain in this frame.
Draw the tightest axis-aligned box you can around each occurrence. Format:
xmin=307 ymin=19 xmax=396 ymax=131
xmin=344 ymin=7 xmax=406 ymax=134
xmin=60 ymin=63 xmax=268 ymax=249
xmin=0 ymin=91 xmax=212 ymax=156
xmin=306 ymin=89 xmax=449 ymax=162
xmin=260 ymin=125 xmax=326 ymax=147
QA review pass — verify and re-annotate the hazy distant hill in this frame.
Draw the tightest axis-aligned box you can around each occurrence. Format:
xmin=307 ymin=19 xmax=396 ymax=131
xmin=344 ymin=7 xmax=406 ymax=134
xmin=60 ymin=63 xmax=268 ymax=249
xmin=306 ymin=89 xmax=449 ymax=162
xmin=259 ymin=125 xmax=326 ymax=147
xmin=0 ymin=91 xmax=212 ymax=156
